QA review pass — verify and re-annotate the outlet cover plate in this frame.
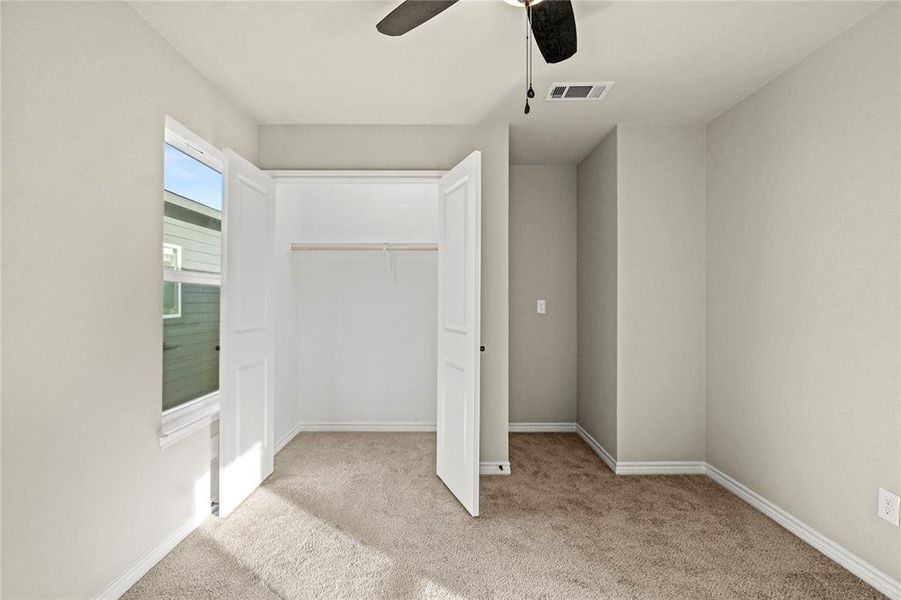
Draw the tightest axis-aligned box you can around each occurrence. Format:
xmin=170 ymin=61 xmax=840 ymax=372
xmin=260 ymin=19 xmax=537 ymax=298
xmin=878 ymin=488 xmax=900 ymax=526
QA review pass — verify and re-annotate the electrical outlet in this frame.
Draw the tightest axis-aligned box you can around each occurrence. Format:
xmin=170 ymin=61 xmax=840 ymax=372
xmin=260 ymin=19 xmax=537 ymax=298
xmin=536 ymin=299 xmax=546 ymax=314
xmin=877 ymin=488 xmax=900 ymax=526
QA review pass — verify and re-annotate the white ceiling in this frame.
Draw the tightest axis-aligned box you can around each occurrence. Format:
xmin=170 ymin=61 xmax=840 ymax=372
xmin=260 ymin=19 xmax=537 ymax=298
xmin=132 ymin=0 xmax=879 ymax=164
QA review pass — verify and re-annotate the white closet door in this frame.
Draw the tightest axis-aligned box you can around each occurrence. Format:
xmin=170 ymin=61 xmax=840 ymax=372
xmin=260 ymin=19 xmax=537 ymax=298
xmin=218 ymin=149 xmax=276 ymax=518
xmin=436 ymin=151 xmax=481 ymax=517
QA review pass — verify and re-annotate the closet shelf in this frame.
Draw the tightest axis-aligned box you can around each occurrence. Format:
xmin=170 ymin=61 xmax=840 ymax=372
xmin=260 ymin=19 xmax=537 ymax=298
xmin=290 ymin=242 xmax=438 ymax=252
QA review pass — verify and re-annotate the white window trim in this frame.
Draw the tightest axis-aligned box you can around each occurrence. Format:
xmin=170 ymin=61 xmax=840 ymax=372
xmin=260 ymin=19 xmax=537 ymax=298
xmin=164 ymin=116 xmax=223 ymax=173
xmin=160 ymin=117 xmax=224 ymax=449
xmin=160 ymin=391 xmax=220 ymax=449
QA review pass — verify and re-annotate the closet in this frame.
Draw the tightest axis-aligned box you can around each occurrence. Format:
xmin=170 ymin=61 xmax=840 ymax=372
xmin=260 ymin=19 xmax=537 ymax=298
xmin=216 ymin=151 xmax=483 ymax=518
xmin=273 ymin=173 xmax=441 ymax=433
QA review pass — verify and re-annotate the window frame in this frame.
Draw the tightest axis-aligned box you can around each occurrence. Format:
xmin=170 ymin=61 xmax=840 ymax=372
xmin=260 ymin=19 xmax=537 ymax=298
xmin=160 ymin=117 xmax=225 ymax=447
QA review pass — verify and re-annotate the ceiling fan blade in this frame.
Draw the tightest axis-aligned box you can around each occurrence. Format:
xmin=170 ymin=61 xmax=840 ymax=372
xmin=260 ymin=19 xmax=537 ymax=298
xmin=530 ymin=0 xmax=577 ymax=64
xmin=376 ymin=0 xmax=459 ymax=36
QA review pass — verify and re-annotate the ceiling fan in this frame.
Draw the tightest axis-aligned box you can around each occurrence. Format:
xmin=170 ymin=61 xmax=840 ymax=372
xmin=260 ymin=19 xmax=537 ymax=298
xmin=376 ymin=0 xmax=578 ymax=113
xmin=376 ymin=0 xmax=576 ymax=64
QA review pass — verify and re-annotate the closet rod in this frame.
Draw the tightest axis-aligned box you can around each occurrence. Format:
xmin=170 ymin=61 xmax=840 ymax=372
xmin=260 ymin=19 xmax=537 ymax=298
xmin=290 ymin=242 xmax=438 ymax=252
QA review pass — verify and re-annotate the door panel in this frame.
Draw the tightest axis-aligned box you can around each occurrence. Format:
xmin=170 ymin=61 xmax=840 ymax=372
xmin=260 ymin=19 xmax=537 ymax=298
xmin=436 ymin=151 xmax=481 ymax=517
xmin=441 ymin=186 xmax=467 ymax=332
xmin=219 ymin=150 xmax=276 ymax=518
xmin=234 ymin=177 xmax=270 ymax=332
xmin=236 ymin=360 xmax=267 ymax=453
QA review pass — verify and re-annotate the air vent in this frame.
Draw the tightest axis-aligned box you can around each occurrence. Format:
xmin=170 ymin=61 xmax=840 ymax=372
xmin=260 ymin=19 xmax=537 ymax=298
xmin=546 ymin=82 xmax=614 ymax=102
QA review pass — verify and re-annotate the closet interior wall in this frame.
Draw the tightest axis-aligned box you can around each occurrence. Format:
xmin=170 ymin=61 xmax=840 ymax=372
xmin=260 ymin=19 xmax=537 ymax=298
xmin=272 ymin=175 xmax=441 ymax=445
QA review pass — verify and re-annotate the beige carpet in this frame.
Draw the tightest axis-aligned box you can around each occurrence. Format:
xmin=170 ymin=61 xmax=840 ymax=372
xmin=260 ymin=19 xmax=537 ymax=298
xmin=125 ymin=433 xmax=882 ymax=599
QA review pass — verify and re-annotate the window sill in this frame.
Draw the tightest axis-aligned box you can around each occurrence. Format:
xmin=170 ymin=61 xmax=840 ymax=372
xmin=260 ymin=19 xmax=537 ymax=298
xmin=160 ymin=392 xmax=220 ymax=450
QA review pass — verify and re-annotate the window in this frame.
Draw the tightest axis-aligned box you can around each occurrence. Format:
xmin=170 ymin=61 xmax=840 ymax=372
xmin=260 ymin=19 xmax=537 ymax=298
xmin=162 ymin=243 xmax=181 ymax=270
xmin=162 ymin=120 xmax=224 ymax=424
xmin=163 ymin=244 xmax=182 ymax=319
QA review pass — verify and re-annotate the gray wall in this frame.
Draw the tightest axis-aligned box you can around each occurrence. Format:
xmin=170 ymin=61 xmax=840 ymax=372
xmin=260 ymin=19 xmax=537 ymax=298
xmin=706 ymin=3 xmax=900 ymax=579
xmin=509 ymin=165 xmax=577 ymax=423
xmin=259 ymin=124 xmax=509 ymax=464
xmin=576 ymin=125 xmax=706 ymax=462
xmin=616 ymin=125 xmax=706 ymax=462
xmin=576 ymin=130 xmax=618 ymax=456
xmin=1 ymin=2 xmax=257 ymax=597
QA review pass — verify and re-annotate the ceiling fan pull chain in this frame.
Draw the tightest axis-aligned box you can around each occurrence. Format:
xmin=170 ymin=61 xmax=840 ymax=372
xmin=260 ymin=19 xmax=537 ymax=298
xmin=524 ymin=2 xmax=529 ymax=114
xmin=527 ymin=1 xmax=535 ymax=100
xmin=524 ymin=1 xmax=533 ymax=115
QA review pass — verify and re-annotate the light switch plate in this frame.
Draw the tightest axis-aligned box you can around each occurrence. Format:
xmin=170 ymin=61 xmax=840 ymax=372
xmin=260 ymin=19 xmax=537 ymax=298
xmin=878 ymin=488 xmax=900 ymax=526
xmin=536 ymin=299 xmax=546 ymax=314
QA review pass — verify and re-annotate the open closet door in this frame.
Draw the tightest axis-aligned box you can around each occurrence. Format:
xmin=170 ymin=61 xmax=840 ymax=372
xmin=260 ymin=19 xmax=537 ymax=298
xmin=218 ymin=149 xmax=276 ymax=518
xmin=436 ymin=151 xmax=481 ymax=517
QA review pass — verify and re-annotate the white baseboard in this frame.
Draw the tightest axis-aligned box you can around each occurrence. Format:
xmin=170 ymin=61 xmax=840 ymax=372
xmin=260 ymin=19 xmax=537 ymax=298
xmin=706 ymin=464 xmax=900 ymax=600
xmin=299 ymin=422 xmax=436 ymax=432
xmin=480 ymin=461 xmax=511 ymax=475
xmin=616 ymin=461 xmax=707 ymax=475
xmin=509 ymin=422 xmax=577 ymax=433
xmin=94 ymin=513 xmax=206 ymax=599
xmin=575 ymin=424 xmax=617 ymax=473
xmin=275 ymin=422 xmax=303 ymax=454
xmin=575 ymin=424 xmax=705 ymax=476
